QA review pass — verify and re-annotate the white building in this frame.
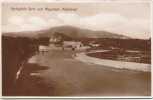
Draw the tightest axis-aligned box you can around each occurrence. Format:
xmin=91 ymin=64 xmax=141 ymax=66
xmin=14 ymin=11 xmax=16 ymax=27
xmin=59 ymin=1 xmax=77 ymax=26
xmin=63 ymin=41 xmax=82 ymax=49
xmin=39 ymin=45 xmax=50 ymax=52
xmin=63 ymin=41 xmax=90 ymax=50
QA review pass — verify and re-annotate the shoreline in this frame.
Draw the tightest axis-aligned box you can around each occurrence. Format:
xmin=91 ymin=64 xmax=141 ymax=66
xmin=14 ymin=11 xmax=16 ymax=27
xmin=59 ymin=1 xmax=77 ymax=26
xmin=74 ymin=50 xmax=151 ymax=72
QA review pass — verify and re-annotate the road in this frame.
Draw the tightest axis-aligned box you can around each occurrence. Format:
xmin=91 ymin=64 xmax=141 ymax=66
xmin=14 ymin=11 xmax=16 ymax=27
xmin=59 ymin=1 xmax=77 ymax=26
xmin=24 ymin=48 xmax=151 ymax=96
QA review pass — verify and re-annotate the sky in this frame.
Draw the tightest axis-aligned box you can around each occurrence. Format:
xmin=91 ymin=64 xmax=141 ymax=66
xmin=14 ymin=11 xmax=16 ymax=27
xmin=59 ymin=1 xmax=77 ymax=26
xmin=2 ymin=0 xmax=152 ymax=2
xmin=2 ymin=2 xmax=151 ymax=39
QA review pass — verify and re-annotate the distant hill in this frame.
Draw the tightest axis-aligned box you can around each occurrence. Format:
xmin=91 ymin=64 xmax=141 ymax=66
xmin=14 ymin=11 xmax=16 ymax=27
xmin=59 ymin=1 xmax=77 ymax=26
xmin=38 ymin=26 xmax=130 ymax=39
xmin=3 ymin=25 xmax=130 ymax=39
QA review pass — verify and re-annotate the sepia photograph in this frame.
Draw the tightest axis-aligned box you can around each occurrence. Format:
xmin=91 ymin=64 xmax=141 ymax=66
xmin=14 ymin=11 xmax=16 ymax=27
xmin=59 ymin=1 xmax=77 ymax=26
xmin=1 ymin=2 xmax=151 ymax=97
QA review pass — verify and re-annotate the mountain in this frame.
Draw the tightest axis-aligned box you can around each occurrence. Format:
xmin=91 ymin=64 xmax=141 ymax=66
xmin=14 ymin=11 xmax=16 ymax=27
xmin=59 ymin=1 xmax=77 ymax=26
xmin=38 ymin=26 xmax=130 ymax=39
xmin=3 ymin=25 xmax=130 ymax=39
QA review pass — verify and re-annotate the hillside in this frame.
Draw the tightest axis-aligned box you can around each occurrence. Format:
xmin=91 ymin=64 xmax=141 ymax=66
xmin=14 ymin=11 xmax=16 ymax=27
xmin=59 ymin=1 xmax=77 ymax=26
xmin=3 ymin=25 xmax=130 ymax=39
xmin=38 ymin=26 xmax=130 ymax=39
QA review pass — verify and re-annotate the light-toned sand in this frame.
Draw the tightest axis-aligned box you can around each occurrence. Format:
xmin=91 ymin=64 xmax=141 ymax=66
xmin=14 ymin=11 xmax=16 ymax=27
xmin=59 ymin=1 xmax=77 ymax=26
xmin=75 ymin=52 xmax=151 ymax=72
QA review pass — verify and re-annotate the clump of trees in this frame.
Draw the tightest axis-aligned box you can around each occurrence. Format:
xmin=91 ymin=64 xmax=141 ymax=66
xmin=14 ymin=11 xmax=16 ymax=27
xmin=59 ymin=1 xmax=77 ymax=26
xmin=2 ymin=35 xmax=50 ymax=96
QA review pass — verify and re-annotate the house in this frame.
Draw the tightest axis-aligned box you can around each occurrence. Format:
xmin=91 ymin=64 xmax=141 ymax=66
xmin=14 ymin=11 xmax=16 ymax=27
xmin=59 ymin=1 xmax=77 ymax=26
xmin=39 ymin=45 xmax=50 ymax=53
xmin=49 ymin=37 xmax=61 ymax=43
xmin=62 ymin=41 xmax=90 ymax=51
xmin=89 ymin=42 xmax=100 ymax=47
xmin=63 ymin=41 xmax=82 ymax=49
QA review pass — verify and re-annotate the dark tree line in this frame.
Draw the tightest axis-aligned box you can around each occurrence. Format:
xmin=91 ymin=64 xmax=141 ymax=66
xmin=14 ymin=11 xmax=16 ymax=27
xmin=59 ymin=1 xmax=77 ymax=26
xmin=2 ymin=35 xmax=50 ymax=96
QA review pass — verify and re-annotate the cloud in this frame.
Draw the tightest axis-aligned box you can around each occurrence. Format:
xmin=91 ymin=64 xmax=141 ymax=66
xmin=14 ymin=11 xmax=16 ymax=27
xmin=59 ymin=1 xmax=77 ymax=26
xmin=80 ymin=13 xmax=128 ymax=30
xmin=108 ymin=18 xmax=150 ymax=38
xmin=2 ymin=12 xmax=150 ymax=39
xmin=28 ymin=16 xmax=47 ymax=27
xmin=2 ymin=0 xmax=110 ymax=2
xmin=8 ymin=16 xmax=25 ymax=25
xmin=57 ymin=13 xmax=81 ymax=25
xmin=3 ymin=16 xmax=49 ymax=32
